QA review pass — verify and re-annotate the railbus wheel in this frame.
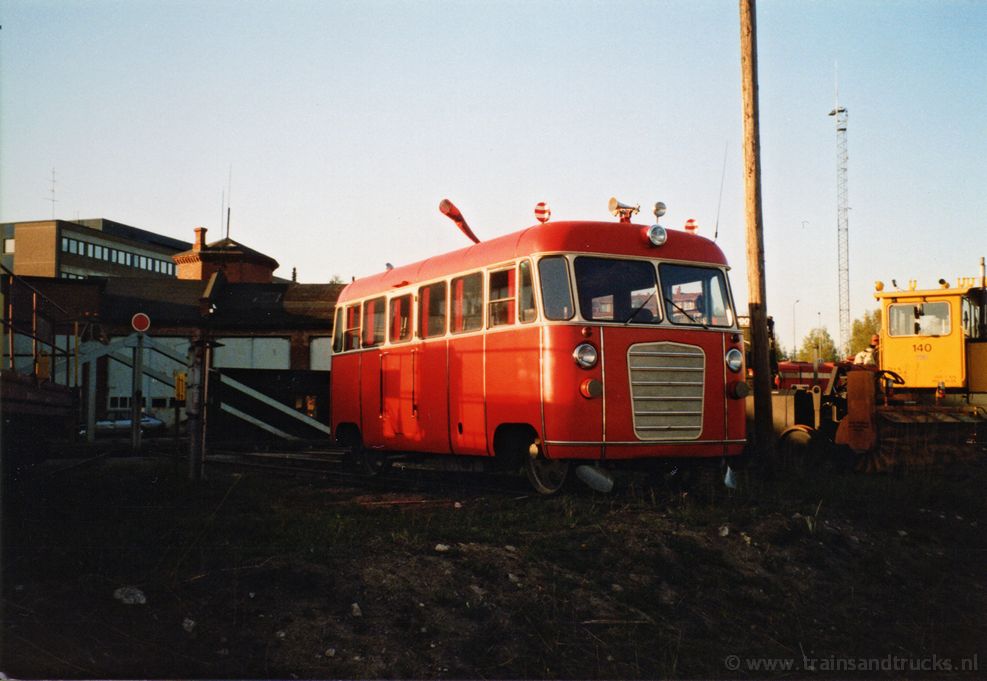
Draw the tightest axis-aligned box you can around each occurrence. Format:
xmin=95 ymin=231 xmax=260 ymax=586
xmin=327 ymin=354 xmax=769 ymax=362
xmin=524 ymin=455 xmax=570 ymax=495
xmin=353 ymin=446 xmax=392 ymax=477
xmin=340 ymin=428 xmax=391 ymax=477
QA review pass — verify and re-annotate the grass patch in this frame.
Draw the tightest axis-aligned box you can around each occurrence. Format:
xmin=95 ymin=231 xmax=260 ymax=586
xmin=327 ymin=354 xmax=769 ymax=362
xmin=4 ymin=457 xmax=985 ymax=679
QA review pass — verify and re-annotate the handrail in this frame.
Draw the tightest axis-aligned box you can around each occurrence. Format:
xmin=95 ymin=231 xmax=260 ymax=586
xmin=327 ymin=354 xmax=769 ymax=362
xmin=1 ymin=263 xmax=69 ymax=315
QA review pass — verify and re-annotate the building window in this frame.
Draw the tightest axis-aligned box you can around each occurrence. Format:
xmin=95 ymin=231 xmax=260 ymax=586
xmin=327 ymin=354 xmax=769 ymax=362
xmin=61 ymin=237 xmax=69 ymax=252
xmin=310 ymin=337 xmax=333 ymax=370
xmin=125 ymin=252 xmax=132 ymax=266
xmin=2 ymin=238 xmax=14 ymax=254
xmin=212 ymin=337 xmax=292 ymax=370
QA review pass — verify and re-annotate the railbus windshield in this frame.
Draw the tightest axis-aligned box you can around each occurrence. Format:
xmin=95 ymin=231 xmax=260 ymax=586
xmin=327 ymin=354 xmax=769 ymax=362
xmin=658 ymin=263 xmax=734 ymax=327
xmin=539 ymin=256 xmax=736 ymax=328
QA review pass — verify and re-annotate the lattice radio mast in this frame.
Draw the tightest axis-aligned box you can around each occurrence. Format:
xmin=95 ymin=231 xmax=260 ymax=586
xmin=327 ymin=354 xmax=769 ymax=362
xmin=44 ymin=167 xmax=59 ymax=219
xmin=829 ymin=82 xmax=850 ymax=354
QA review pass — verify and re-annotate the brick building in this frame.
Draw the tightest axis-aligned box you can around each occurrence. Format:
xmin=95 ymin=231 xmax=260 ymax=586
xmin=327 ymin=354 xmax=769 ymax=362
xmin=173 ymin=227 xmax=280 ymax=283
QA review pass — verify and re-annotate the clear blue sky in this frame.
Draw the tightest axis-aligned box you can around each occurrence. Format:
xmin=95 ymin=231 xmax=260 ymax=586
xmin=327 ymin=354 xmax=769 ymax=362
xmin=2 ymin=0 xmax=985 ymax=352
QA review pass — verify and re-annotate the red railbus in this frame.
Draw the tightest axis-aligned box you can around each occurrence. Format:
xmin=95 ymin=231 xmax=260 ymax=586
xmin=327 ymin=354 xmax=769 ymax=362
xmin=330 ymin=203 xmax=748 ymax=493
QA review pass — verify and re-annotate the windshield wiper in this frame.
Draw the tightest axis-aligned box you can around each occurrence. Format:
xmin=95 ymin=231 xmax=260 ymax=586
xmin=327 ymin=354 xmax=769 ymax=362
xmin=664 ymin=296 xmax=708 ymax=329
xmin=624 ymin=289 xmax=659 ymax=325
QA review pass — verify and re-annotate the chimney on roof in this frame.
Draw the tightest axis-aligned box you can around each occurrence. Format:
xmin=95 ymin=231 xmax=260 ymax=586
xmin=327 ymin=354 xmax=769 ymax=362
xmin=193 ymin=227 xmax=207 ymax=252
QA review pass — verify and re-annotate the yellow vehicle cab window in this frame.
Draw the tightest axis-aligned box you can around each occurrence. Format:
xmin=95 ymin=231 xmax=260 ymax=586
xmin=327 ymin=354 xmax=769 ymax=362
xmin=888 ymin=301 xmax=951 ymax=337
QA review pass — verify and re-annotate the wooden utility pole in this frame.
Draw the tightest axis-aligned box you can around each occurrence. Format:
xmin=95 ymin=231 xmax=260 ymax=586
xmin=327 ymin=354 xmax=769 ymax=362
xmin=739 ymin=0 xmax=774 ymax=459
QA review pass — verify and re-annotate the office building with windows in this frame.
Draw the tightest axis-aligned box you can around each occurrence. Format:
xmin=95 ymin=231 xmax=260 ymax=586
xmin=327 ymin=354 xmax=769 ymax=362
xmin=1 ymin=218 xmax=190 ymax=279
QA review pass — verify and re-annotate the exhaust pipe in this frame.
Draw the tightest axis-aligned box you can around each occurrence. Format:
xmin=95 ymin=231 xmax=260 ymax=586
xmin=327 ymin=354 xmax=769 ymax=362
xmin=575 ymin=465 xmax=614 ymax=493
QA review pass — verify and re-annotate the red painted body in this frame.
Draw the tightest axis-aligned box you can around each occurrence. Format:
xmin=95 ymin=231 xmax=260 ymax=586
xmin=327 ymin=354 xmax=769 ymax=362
xmin=776 ymin=360 xmax=835 ymax=390
xmin=330 ymin=220 xmax=747 ymax=464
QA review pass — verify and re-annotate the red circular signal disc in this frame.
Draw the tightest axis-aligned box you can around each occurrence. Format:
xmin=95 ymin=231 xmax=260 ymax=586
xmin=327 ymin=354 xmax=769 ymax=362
xmin=131 ymin=312 xmax=151 ymax=333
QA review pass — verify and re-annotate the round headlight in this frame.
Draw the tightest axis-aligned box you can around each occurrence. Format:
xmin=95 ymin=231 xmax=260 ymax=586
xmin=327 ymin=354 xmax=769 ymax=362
xmin=573 ymin=343 xmax=599 ymax=369
xmin=726 ymin=348 xmax=744 ymax=373
xmin=646 ymin=224 xmax=667 ymax=246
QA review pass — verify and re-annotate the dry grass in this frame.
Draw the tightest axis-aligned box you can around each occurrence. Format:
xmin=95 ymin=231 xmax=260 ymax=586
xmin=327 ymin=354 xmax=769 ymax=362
xmin=3 ymin=455 xmax=985 ymax=678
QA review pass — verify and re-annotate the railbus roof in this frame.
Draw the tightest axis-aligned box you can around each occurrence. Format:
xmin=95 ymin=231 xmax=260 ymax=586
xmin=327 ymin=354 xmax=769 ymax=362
xmin=338 ymin=220 xmax=731 ymax=303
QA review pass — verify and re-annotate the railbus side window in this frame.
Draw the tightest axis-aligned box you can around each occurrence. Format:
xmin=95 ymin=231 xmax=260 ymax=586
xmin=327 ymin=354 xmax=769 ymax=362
xmin=362 ymin=297 xmax=386 ymax=347
xmin=344 ymin=305 xmax=361 ymax=351
xmin=488 ymin=268 xmax=516 ymax=327
xmin=518 ymin=260 xmax=537 ymax=323
xmin=332 ymin=307 xmax=345 ymax=353
xmin=451 ymin=273 xmax=483 ymax=333
xmin=538 ymin=256 xmax=574 ymax=320
xmin=390 ymin=294 xmax=413 ymax=343
xmin=419 ymin=282 xmax=448 ymax=338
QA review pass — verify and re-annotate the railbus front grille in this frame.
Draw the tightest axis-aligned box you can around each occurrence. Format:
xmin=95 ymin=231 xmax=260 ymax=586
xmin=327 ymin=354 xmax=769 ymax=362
xmin=627 ymin=342 xmax=705 ymax=440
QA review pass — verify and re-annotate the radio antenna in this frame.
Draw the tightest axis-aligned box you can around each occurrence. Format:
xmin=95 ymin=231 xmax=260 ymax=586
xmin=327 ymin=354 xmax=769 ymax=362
xmin=44 ymin=167 xmax=58 ymax=219
xmin=713 ymin=142 xmax=728 ymax=241
xmin=226 ymin=164 xmax=233 ymax=239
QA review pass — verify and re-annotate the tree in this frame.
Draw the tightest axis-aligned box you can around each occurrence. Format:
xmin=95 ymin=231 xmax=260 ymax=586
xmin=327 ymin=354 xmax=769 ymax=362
xmin=797 ymin=327 xmax=839 ymax=362
xmin=849 ymin=308 xmax=882 ymax=356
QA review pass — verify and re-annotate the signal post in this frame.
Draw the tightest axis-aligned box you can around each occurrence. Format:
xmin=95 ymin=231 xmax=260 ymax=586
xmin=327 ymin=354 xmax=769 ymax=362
xmin=130 ymin=313 xmax=151 ymax=454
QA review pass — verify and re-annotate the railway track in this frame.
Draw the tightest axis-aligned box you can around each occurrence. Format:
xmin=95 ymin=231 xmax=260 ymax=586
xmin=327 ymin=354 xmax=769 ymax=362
xmin=205 ymin=448 xmax=534 ymax=497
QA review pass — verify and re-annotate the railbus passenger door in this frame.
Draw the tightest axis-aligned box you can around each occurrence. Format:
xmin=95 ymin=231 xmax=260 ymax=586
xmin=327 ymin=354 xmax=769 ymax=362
xmin=382 ymin=294 xmax=418 ymax=442
xmin=415 ymin=281 xmax=451 ymax=453
xmin=448 ymin=273 xmax=487 ymax=455
xmin=485 ymin=262 xmax=542 ymax=448
xmin=359 ymin=297 xmax=386 ymax=447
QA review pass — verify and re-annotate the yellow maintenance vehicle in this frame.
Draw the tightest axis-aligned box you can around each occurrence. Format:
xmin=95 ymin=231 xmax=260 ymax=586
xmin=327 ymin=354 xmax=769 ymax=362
xmin=835 ymin=259 xmax=987 ymax=470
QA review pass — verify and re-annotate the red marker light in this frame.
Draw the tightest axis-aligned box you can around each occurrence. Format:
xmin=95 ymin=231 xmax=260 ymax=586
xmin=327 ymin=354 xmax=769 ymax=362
xmin=534 ymin=202 xmax=551 ymax=223
xmin=684 ymin=218 xmax=699 ymax=233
